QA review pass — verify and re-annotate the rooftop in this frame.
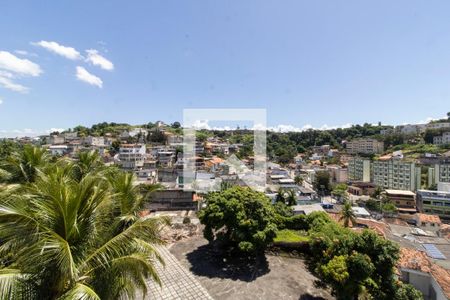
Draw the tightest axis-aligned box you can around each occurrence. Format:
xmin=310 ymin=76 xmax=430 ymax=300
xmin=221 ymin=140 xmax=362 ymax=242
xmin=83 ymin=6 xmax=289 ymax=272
xmin=398 ymin=248 xmax=450 ymax=299
xmin=417 ymin=213 xmax=442 ymax=225
xmin=385 ymin=189 xmax=416 ymax=196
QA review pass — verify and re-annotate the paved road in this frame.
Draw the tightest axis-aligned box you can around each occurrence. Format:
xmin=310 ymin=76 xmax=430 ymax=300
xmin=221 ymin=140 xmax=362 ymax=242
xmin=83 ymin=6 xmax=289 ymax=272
xmin=144 ymin=245 xmax=214 ymax=300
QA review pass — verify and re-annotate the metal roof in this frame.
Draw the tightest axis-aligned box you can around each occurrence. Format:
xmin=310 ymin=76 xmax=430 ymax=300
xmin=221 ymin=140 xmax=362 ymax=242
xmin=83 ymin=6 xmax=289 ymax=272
xmin=423 ymin=244 xmax=447 ymax=260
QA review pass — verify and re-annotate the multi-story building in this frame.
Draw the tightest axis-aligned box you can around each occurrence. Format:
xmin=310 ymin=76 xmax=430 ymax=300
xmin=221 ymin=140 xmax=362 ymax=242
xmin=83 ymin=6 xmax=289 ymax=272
xmin=157 ymin=150 xmax=175 ymax=167
xmin=433 ymin=132 xmax=450 ymax=145
xmin=48 ymin=134 xmax=65 ymax=145
xmin=373 ymin=159 xmax=420 ymax=191
xmin=346 ymin=138 xmax=384 ymax=155
xmin=118 ymin=144 xmax=146 ymax=170
xmin=416 ymin=189 xmax=450 ymax=222
xmin=327 ymin=165 xmax=348 ymax=183
xmin=83 ymin=136 xmax=105 ymax=147
xmin=348 ymin=157 xmax=371 ymax=182
xmin=384 ymin=189 xmax=416 ymax=214
xmin=426 ymin=122 xmax=450 ymax=130
xmin=433 ymin=161 xmax=450 ymax=183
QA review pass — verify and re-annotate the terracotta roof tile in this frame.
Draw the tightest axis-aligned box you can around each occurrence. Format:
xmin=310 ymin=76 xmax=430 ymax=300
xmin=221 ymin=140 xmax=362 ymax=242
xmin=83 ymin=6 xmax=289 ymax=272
xmin=398 ymin=248 xmax=450 ymax=299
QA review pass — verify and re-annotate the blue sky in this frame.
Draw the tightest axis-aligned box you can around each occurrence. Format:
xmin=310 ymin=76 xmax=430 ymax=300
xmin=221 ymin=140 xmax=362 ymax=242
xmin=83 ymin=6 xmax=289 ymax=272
xmin=1 ymin=1 xmax=450 ymax=136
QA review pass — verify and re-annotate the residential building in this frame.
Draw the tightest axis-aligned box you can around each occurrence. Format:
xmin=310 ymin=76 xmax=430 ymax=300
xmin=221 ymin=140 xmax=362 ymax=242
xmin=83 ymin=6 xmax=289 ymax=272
xmin=117 ymin=144 xmax=146 ymax=170
xmin=347 ymin=182 xmax=376 ymax=196
xmin=373 ymin=159 xmax=420 ymax=191
xmin=427 ymin=122 xmax=450 ymax=130
xmin=398 ymin=248 xmax=450 ymax=300
xmin=384 ymin=189 xmax=416 ymax=214
xmin=434 ymin=161 xmax=450 ymax=183
xmin=327 ymin=165 xmax=348 ymax=183
xmin=346 ymin=138 xmax=384 ymax=155
xmin=63 ymin=132 xmax=78 ymax=141
xmin=157 ymin=150 xmax=175 ymax=167
xmin=433 ymin=132 xmax=450 ymax=145
xmin=146 ymin=190 xmax=198 ymax=211
xmin=352 ymin=207 xmax=371 ymax=218
xmin=292 ymin=203 xmax=325 ymax=215
xmin=395 ymin=124 xmax=427 ymax=135
xmin=348 ymin=157 xmax=371 ymax=182
xmin=48 ymin=134 xmax=65 ymax=145
xmin=83 ymin=136 xmax=105 ymax=147
xmin=415 ymin=213 xmax=442 ymax=231
xmin=135 ymin=169 xmax=158 ymax=184
xmin=166 ymin=133 xmax=183 ymax=146
xmin=48 ymin=145 xmax=69 ymax=156
xmin=416 ymin=190 xmax=450 ymax=222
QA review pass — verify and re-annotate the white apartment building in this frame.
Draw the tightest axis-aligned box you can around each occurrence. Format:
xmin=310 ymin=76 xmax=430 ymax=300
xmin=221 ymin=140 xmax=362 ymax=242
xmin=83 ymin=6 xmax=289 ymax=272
xmin=118 ymin=144 xmax=146 ymax=170
xmin=346 ymin=138 xmax=384 ymax=155
xmin=433 ymin=162 xmax=450 ymax=183
xmin=348 ymin=157 xmax=371 ymax=182
xmin=157 ymin=150 xmax=175 ymax=167
xmin=433 ymin=132 xmax=450 ymax=145
xmin=426 ymin=122 xmax=450 ymax=130
xmin=373 ymin=159 xmax=420 ymax=191
xmin=395 ymin=124 xmax=427 ymax=135
xmin=83 ymin=136 xmax=105 ymax=147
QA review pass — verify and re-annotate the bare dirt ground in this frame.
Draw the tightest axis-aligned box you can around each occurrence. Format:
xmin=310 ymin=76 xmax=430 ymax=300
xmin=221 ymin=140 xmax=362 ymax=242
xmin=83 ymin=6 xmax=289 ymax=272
xmin=169 ymin=235 xmax=334 ymax=300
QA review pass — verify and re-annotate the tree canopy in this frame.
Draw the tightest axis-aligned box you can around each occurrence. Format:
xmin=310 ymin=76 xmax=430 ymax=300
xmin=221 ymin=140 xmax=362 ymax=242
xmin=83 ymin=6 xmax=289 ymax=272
xmin=199 ymin=186 xmax=277 ymax=253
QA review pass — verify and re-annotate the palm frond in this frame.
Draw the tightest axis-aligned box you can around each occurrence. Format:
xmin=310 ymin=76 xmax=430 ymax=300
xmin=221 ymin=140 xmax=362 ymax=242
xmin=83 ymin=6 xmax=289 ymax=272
xmin=59 ymin=283 xmax=100 ymax=300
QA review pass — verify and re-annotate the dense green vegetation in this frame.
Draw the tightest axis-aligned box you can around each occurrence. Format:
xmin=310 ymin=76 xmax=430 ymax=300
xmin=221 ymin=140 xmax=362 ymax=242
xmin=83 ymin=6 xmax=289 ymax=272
xmin=273 ymin=229 xmax=309 ymax=243
xmin=199 ymin=186 xmax=277 ymax=253
xmin=0 ymin=146 xmax=167 ymax=299
xmin=199 ymin=187 xmax=422 ymax=300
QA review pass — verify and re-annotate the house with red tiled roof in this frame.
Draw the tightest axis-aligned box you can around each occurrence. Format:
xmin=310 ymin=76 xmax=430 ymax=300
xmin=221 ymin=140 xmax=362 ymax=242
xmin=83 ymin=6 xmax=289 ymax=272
xmin=397 ymin=248 xmax=450 ymax=300
xmin=416 ymin=213 xmax=442 ymax=232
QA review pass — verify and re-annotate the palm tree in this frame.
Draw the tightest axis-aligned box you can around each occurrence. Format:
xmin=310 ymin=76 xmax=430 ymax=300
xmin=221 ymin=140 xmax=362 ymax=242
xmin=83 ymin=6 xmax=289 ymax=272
xmin=108 ymin=171 xmax=163 ymax=234
xmin=339 ymin=201 xmax=357 ymax=227
xmin=275 ymin=188 xmax=286 ymax=204
xmin=72 ymin=150 xmax=105 ymax=181
xmin=286 ymin=189 xmax=297 ymax=206
xmin=0 ymin=145 xmax=49 ymax=184
xmin=0 ymin=162 xmax=168 ymax=299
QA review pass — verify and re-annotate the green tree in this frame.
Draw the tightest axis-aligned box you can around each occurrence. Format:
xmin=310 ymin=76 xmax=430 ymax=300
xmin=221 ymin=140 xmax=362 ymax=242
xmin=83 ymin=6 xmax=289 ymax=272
xmin=319 ymin=253 xmax=375 ymax=300
xmin=313 ymin=171 xmax=332 ymax=195
xmin=285 ymin=189 xmax=297 ymax=206
xmin=0 ymin=145 xmax=50 ymax=184
xmin=395 ymin=283 xmax=424 ymax=300
xmin=171 ymin=121 xmax=181 ymax=128
xmin=275 ymin=188 xmax=286 ymax=203
xmin=339 ymin=201 xmax=356 ymax=227
xmin=0 ymin=153 xmax=168 ymax=299
xmin=198 ymin=186 xmax=277 ymax=253
xmin=294 ymin=175 xmax=303 ymax=185
xmin=331 ymin=183 xmax=348 ymax=200
xmin=73 ymin=150 xmax=105 ymax=181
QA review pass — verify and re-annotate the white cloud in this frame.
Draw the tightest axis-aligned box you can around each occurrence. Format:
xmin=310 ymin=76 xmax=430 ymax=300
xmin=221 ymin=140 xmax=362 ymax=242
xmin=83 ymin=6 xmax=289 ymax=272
xmin=14 ymin=50 xmax=38 ymax=57
xmin=0 ymin=76 xmax=29 ymax=93
xmin=0 ymin=51 xmax=42 ymax=77
xmin=32 ymin=40 xmax=82 ymax=60
xmin=0 ymin=98 xmax=3 ymax=104
xmin=76 ymin=66 xmax=103 ymax=88
xmin=85 ymin=49 xmax=113 ymax=71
